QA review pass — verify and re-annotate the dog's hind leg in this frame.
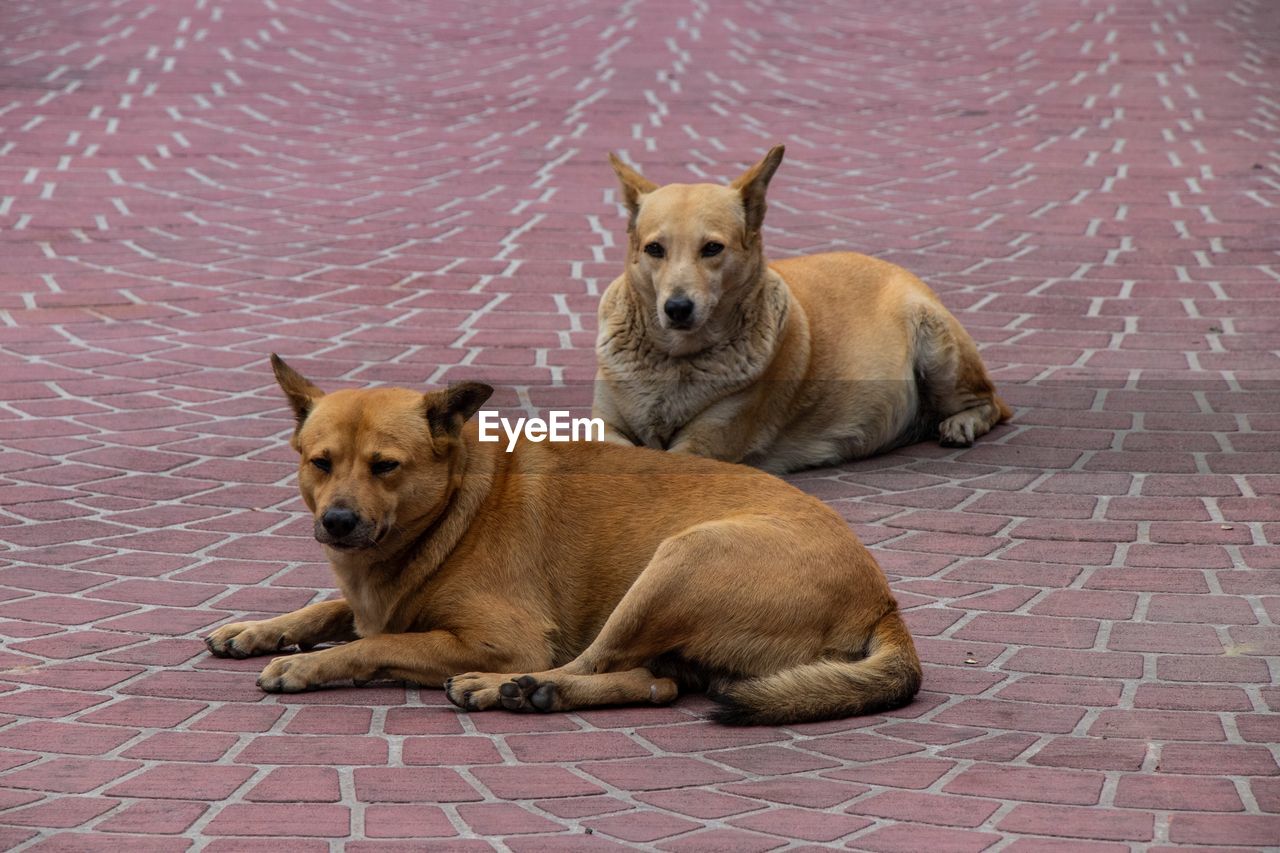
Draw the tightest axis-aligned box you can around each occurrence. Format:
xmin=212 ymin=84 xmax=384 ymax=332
xmin=914 ymin=306 xmax=1011 ymax=446
xmin=447 ymin=515 xmax=852 ymax=715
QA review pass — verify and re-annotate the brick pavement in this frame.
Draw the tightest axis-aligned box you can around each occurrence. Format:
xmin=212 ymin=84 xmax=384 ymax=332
xmin=0 ymin=0 xmax=1277 ymax=849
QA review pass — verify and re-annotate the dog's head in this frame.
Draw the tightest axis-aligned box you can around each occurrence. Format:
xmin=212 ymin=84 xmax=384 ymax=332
xmin=270 ymin=355 xmax=492 ymax=553
xmin=609 ymin=145 xmax=785 ymax=341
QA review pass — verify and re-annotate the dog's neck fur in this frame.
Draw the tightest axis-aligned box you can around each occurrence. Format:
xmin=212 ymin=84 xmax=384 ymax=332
xmin=327 ymin=429 xmax=497 ymax=635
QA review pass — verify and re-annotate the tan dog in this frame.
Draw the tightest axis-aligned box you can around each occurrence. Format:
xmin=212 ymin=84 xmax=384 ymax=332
xmin=594 ymin=145 xmax=1011 ymax=473
xmin=204 ymin=355 xmax=921 ymax=725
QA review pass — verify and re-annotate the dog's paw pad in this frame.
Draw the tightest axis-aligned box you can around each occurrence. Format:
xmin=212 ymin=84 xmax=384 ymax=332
xmin=498 ymin=680 xmax=526 ymax=710
xmin=529 ymin=683 xmax=558 ymax=712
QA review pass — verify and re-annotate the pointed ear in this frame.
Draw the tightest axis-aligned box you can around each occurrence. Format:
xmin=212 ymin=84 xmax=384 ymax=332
xmin=425 ymin=382 xmax=494 ymax=438
xmin=730 ymin=144 xmax=785 ymax=234
xmin=609 ymin=152 xmax=659 ymax=231
xmin=271 ymin=354 xmax=325 ymax=432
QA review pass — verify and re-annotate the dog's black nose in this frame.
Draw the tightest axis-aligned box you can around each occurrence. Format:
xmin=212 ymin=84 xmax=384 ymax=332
xmin=321 ymin=507 xmax=359 ymax=538
xmin=664 ymin=296 xmax=695 ymax=325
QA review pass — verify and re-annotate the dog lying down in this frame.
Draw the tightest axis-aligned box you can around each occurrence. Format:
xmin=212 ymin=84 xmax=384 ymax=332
xmin=204 ymin=355 xmax=921 ymax=725
xmin=595 ymin=145 xmax=1011 ymax=473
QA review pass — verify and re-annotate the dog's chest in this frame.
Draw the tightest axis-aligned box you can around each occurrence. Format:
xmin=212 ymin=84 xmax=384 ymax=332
xmin=606 ymin=355 xmax=755 ymax=449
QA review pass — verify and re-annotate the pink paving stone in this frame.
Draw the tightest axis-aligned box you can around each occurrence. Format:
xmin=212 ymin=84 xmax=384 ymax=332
xmin=658 ymin=828 xmax=787 ymax=853
xmin=997 ymin=804 xmax=1154 ymax=842
xmin=713 ymin=744 xmax=841 ymax=775
xmin=1252 ymin=778 xmax=1280 ymax=814
xmin=189 ymin=704 xmax=285 ymax=733
xmin=995 ymin=675 xmax=1124 ymax=707
xmin=0 ymin=796 xmax=119 ymax=829
xmin=806 ymin=732 xmax=925 ymax=762
xmin=362 ymin=805 xmax=458 ymax=838
xmin=283 ymin=705 xmax=373 ymax=735
xmin=1114 ymin=774 xmax=1244 ymax=812
xmin=1029 ymin=589 xmax=1138 ymax=619
xmin=203 ymin=803 xmax=351 ymax=837
xmin=849 ymin=824 xmax=1001 ymax=853
xmin=1237 ymin=714 xmax=1280 ymax=744
xmin=505 ymin=731 xmax=651 ymax=763
xmin=720 ymin=778 xmax=868 ymax=809
xmin=96 ymin=800 xmax=208 ymax=835
xmin=1089 ymin=710 xmax=1226 ymax=742
xmin=470 ymin=766 xmax=604 ymax=800
xmin=1029 ymin=737 xmax=1149 ymax=772
xmin=536 ymin=796 xmax=633 ymax=819
xmin=932 ymin=698 xmax=1086 ymax=734
xmin=849 ymin=790 xmax=1001 ymax=828
xmin=0 ymin=688 xmax=109 ymax=718
xmin=1158 ymin=743 xmax=1280 ymax=777
xmin=245 ymin=767 xmax=342 ymax=803
xmin=638 ymin=722 xmax=784 ymax=753
xmin=582 ymin=809 xmax=702 ymax=843
xmin=1134 ymin=683 xmax=1253 ymax=712
xmin=730 ymin=808 xmax=872 ymax=843
xmin=1156 ymin=654 xmax=1271 ymax=684
xmin=939 ymin=733 xmax=1038 ymax=762
xmin=3 ymin=757 xmax=142 ymax=793
xmin=1003 ymin=841 xmax=1130 ymax=853
xmin=580 ymin=756 xmax=741 ymax=791
xmin=453 ymin=803 xmax=566 ymax=836
xmin=106 ymin=764 xmax=256 ymax=801
xmin=78 ymin=697 xmax=206 ymax=728
xmin=124 ymin=731 xmax=239 ymax=762
xmin=353 ymin=767 xmax=484 ymax=803
xmin=383 ymin=707 xmax=466 ymax=735
xmin=944 ymin=764 xmax=1105 ymax=806
xmin=235 ymin=735 xmax=388 ymax=766
xmin=0 ymin=721 xmax=136 ymax=756
xmin=1168 ymin=814 xmax=1280 ymax=847
xmin=402 ymin=735 xmax=505 ymax=765
xmin=635 ymin=790 xmax=762 ymax=820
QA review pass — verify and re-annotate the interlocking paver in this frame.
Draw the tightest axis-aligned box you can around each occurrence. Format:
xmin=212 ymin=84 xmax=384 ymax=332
xmin=1 ymin=0 xmax=1277 ymax=847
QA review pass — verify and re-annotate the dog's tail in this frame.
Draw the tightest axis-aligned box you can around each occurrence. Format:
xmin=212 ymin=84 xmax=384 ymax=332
xmin=709 ymin=609 xmax=921 ymax=726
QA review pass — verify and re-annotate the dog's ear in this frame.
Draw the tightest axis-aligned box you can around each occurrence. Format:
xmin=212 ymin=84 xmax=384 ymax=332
xmin=608 ymin=152 xmax=659 ymax=231
xmin=425 ymin=382 xmax=494 ymax=438
xmin=730 ymin=144 xmax=785 ymax=235
xmin=271 ymin=354 xmax=325 ymax=432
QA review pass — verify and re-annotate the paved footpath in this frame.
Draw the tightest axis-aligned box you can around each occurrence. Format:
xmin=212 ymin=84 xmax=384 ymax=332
xmin=1 ymin=0 xmax=1277 ymax=849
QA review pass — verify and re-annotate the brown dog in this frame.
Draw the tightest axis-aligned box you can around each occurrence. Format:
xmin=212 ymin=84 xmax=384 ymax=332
xmin=594 ymin=145 xmax=1011 ymax=473
xmin=204 ymin=355 xmax=921 ymax=725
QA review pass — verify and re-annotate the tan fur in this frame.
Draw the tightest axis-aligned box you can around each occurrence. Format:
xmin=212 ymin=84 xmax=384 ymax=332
xmin=595 ymin=146 xmax=1011 ymax=473
xmin=204 ymin=356 xmax=922 ymax=725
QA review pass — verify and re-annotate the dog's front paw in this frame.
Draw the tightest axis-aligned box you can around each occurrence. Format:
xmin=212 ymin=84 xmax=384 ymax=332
xmin=444 ymin=672 xmax=512 ymax=712
xmin=257 ymin=652 xmax=331 ymax=693
xmin=939 ymin=410 xmax=984 ymax=447
xmin=206 ymin=621 xmax=289 ymax=659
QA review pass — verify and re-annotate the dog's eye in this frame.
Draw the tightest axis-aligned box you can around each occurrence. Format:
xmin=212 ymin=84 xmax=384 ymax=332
xmin=701 ymin=242 xmax=724 ymax=258
xmin=643 ymin=242 xmax=665 ymax=259
xmin=370 ymin=460 xmax=400 ymax=476
xmin=310 ymin=458 xmax=331 ymax=474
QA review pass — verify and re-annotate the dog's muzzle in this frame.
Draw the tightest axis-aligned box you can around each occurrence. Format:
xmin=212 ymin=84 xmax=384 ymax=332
xmin=315 ymin=506 xmax=380 ymax=550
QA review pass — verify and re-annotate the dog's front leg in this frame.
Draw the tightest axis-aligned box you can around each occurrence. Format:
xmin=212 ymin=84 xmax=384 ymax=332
xmin=206 ymin=600 xmax=356 ymax=659
xmin=255 ymin=630 xmax=547 ymax=694
xmin=667 ymin=415 xmax=756 ymax=463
